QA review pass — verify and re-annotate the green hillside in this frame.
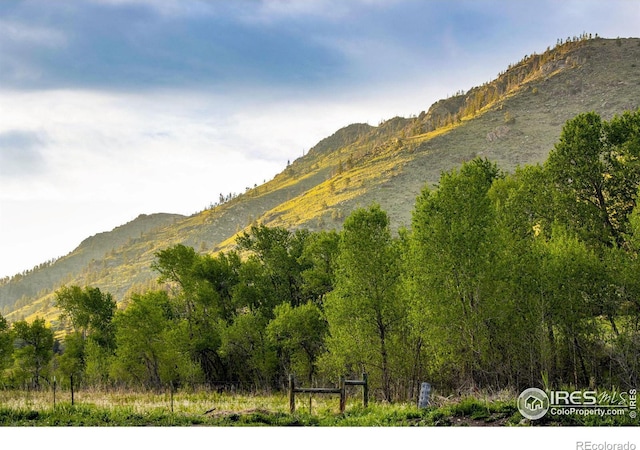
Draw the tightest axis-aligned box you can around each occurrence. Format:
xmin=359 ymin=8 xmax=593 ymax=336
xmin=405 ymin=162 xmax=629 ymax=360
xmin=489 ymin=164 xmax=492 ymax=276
xmin=3 ymin=36 xmax=640 ymax=326
xmin=0 ymin=214 xmax=184 ymax=320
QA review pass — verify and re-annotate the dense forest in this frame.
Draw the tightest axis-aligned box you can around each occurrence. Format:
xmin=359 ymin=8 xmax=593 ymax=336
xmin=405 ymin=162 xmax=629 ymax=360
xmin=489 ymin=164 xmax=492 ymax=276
xmin=1 ymin=110 xmax=639 ymax=402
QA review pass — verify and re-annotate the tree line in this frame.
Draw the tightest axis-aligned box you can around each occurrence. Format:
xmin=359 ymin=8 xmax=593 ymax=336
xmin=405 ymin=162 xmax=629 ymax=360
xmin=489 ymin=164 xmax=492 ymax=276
xmin=1 ymin=110 xmax=639 ymax=401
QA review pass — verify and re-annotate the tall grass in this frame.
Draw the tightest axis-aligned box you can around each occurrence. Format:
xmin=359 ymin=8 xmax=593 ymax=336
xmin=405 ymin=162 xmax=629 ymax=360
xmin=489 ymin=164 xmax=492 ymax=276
xmin=0 ymin=388 xmax=635 ymax=426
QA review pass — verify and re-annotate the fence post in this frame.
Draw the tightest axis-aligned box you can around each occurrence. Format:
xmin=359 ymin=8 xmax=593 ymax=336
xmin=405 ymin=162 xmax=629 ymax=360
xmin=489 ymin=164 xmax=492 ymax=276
xmin=289 ymin=374 xmax=295 ymax=413
xmin=170 ymin=381 xmax=174 ymax=413
xmin=418 ymin=382 xmax=431 ymax=408
xmin=362 ymin=372 xmax=368 ymax=408
xmin=70 ymin=374 xmax=75 ymax=406
xmin=339 ymin=376 xmax=346 ymax=413
xmin=53 ymin=376 xmax=56 ymax=408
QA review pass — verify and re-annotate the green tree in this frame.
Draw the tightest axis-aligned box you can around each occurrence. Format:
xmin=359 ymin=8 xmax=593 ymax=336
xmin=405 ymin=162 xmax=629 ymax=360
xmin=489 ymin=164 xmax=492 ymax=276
xmin=236 ymin=225 xmax=312 ymax=309
xmin=546 ymin=110 xmax=640 ymax=248
xmin=57 ymin=332 xmax=86 ymax=385
xmin=232 ymin=257 xmax=275 ymax=314
xmin=152 ymin=245 xmax=237 ymax=383
xmin=55 ymin=285 xmax=116 ymax=348
xmin=12 ymin=318 xmax=54 ymax=389
xmin=83 ymin=338 xmax=112 ymax=387
xmin=54 ymin=285 xmax=117 ymax=385
xmin=267 ymin=302 xmax=328 ymax=383
xmin=487 ymin=158 xmax=637 ymax=389
xmin=488 ymin=164 xmax=554 ymax=240
xmin=110 ymin=291 xmax=201 ymax=389
xmin=152 ymin=244 xmax=199 ymax=303
xmin=323 ymin=204 xmax=408 ymax=401
xmin=219 ymin=310 xmax=277 ymax=389
xmin=407 ymin=158 xmax=502 ymax=388
xmin=544 ymin=110 xmax=640 ymax=387
xmin=299 ymin=230 xmax=340 ymax=306
xmin=538 ymin=225 xmax=604 ymax=387
xmin=486 ymin=166 xmax=562 ymax=387
xmin=192 ymin=251 xmax=242 ymax=323
xmin=604 ymin=195 xmax=640 ymax=388
xmin=0 ymin=314 xmax=13 ymax=381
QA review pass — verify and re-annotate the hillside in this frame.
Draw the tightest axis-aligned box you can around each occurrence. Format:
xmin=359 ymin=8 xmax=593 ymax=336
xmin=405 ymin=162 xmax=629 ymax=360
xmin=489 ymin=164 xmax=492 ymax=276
xmin=3 ymin=36 xmax=640 ymax=325
xmin=0 ymin=213 xmax=184 ymax=316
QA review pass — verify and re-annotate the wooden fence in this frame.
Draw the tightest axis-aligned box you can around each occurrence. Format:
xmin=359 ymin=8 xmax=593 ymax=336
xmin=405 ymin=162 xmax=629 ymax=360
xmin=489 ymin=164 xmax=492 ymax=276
xmin=288 ymin=373 xmax=368 ymax=413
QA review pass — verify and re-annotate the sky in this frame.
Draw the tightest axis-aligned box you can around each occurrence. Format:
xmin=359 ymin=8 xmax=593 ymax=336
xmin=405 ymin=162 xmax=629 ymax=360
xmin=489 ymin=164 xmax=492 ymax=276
xmin=1 ymin=0 xmax=639 ymax=278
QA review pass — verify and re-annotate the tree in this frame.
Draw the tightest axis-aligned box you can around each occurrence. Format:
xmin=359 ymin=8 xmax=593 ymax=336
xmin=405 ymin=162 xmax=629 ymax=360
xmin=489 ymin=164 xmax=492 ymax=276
xmin=152 ymin=244 xmax=199 ymax=296
xmin=55 ymin=285 xmax=117 ymax=385
xmin=543 ymin=111 xmax=640 ymax=388
xmin=55 ymin=285 xmax=116 ymax=348
xmin=267 ymin=302 xmax=327 ymax=383
xmin=323 ymin=205 xmax=408 ymax=401
xmin=152 ymin=245 xmax=237 ymax=383
xmin=110 ymin=291 xmax=201 ymax=389
xmin=0 ymin=314 xmax=13 ymax=381
xmin=546 ymin=110 xmax=640 ymax=248
xmin=57 ymin=332 xmax=86 ymax=385
xmin=218 ymin=310 xmax=277 ymax=389
xmin=407 ymin=158 xmax=503 ymax=389
xmin=191 ymin=251 xmax=242 ymax=324
xmin=12 ymin=318 xmax=54 ymax=389
xmin=604 ymin=195 xmax=640 ymax=388
xmin=236 ymin=225 xmax=312 ymax=309
xmin=299 ymin=230 xmax=340 ymax=306
xmin=535 ymin=225 xmax=604 ymax=387
xmin=486 ymin=166 xmax=562 ymax=387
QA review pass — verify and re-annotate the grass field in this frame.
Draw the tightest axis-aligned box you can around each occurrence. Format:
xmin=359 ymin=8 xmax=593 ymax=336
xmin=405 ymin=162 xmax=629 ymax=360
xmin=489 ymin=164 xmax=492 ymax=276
xmin=0 ymin=388 xmax=635 ymax=427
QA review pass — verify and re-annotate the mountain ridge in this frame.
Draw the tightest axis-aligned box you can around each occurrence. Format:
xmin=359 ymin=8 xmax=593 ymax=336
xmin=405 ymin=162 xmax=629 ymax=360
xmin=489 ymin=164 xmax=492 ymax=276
xmin=0 ymin=213 xmax=184 ymax=315
xmin=3 ymin=36 xmax=640 ymax=325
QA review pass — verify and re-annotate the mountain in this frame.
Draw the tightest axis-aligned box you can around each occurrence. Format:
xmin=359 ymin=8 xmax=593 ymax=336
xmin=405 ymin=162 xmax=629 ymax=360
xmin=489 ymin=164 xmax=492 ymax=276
xmin=0 ymin=213 xmax=184 ymax=320
xmin=3 ymin=36 xmax=640 ymax=326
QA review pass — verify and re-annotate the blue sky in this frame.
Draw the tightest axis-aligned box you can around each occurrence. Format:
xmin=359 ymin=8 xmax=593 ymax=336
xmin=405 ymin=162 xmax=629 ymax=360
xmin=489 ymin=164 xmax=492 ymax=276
xmin=1 ymin=0 xmax=639 ymax=278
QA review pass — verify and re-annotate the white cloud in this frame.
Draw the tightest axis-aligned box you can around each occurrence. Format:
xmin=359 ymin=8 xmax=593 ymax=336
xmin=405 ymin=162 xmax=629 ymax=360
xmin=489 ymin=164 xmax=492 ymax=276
xmin=86 ymin=0 xmax=217 ymax=17
xmin=0 ymin=19 xmax=68 ymax=47
xmin=0 ymin=89 xmax=269 ymax=203
xmin=237 ymin=0 xmax=350 ymax=24
xmin=237 ymin=0 xmax=406 ymax=25
xmin=0 ymin=130 xmax=47 ymax=177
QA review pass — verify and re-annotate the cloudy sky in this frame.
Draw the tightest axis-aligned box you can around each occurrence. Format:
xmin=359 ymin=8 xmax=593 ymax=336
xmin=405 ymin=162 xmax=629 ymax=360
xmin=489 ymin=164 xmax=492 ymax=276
xmin=1 ymin=0 xmax=639 ymax=278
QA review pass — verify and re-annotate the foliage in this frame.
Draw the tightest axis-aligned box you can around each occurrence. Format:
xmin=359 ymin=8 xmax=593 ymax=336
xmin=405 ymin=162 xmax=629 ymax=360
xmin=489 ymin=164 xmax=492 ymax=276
xmin=55 ymin=285 xmax=116 ymax=346
xmin=299 ymin=230 xmax=340 ymax=305
xmin=11 ymin=318 xmax=54 ymax=389
xmin=151 ymin=245 xmax=236 ymax=383
xmin=323 ymin=205 xmax=411 ymax=401
xmin=266 ymin=301 xmax=327 ymax=383
xmin=0 ymin=314 xmax=13 ymax=380
xmin=236 ymin=225 xmax=312 ymax=309
xmin=407 ymin=158 xmax=503 ymax=388
xmin=52 ymin=285 xmax=117 ymax=388
xmin=57 ymin=332 xmax=85 ymax=383
xmin=218 ymin=310 xmax=277 ymax=388
xmin=110 ymin=291 xmax=202 ymax=389
xmin=546 ymin=110 xmax=640 ymax=247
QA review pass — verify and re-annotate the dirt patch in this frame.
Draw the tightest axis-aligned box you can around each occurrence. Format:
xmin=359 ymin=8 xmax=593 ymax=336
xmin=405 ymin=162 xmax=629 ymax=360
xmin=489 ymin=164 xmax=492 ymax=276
xmin=203 ymin=407 xmax=274 ymax=419
xmin=450 ymin=415 xmax=511 ymax=427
